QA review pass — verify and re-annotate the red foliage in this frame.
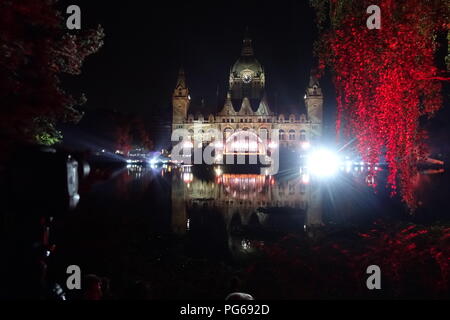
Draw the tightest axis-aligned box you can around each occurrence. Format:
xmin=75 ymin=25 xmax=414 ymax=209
xmin=246 ymin=223 xmax=450 ymax=298
xmin=0 ymin=0 xmax=104 ymax=143
xmin=315 ymin=0 xmax=448 ymax=209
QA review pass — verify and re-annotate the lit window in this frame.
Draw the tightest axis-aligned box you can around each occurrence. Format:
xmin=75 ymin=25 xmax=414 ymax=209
xmin=289 ymin=130 xmax=296 ymax=140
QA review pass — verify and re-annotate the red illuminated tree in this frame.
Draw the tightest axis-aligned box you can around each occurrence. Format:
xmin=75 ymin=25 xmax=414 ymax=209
xmin=116 ymin=123 xmax=133 ymax=156
xmin=0 ymin=0 xmax=104 ymax=146
xmin=311 ymin=0 xmax=449 ymax=210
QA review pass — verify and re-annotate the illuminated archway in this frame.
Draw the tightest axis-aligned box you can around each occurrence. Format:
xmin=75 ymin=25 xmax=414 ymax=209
xmin=224 ymin=130 xmax=267 ymax=156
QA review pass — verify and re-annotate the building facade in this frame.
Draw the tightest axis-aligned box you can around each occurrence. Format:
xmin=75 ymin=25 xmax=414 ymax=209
xmin=172 ymin=35 xmax=323 ymax=152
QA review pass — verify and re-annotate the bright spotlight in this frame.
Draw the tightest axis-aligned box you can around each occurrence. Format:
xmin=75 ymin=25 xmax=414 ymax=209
xmin=301 ymin=141 xmax=311 ymax=150
xmin=306 ymin=148 xmax=340 ymax=177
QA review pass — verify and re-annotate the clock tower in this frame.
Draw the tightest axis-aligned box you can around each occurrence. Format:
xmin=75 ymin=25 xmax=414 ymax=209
xmin=172 ymin=68 xmax=190 ymax=131
xmin=229 ymin=32 xmax=265 ymax=101
xmin=305 ymin=74 xmax=324 ymax=137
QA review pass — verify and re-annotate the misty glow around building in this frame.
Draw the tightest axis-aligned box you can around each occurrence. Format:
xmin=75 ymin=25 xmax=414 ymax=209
xmin=170 ymin=34 xmax=324 ymax=169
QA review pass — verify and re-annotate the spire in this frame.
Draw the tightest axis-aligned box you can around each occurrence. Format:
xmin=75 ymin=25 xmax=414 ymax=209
xmin=176 ymin=67 xmax=186 ymax=89
xmin=309 ymin=74 xmax=319 ymax=88
xmin=226 ymin=91 xmax=232 ymax=102
xmin=218 ymin=91 xmax=236 ymax=116
xmin=238 ymin=97 xmax=253 ymax=115
xmin=257 ymin=92 xmax=272 ymax=116
xmin=241 ymin=27 xmax=254 ymax=56
xmin=308 ymin=68 xmax=320 ymax=87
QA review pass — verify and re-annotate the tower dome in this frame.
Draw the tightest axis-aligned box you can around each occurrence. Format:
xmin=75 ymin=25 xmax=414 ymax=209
xmin=230 ymin=38 xmax=264 ymax=76
xmin=229 ymin=32 xmax=265 ymax=101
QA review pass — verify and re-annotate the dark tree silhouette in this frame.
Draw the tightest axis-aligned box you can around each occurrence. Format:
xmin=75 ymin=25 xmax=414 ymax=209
xmin=0 ymin=0 xmax=104 ymax=146
xmin=115 ymin=115 xmax=154 ymax=155
xmin=116 ymin=121 xmax=133 ymax=156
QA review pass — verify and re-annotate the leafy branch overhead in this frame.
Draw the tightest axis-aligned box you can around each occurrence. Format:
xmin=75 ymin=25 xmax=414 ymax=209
xmin=0 ymin=0 xmax=104 ymax=145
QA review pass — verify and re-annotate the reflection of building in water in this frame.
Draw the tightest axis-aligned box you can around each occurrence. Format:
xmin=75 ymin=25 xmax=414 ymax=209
xmin=170 ymin=166 xmax=323 ymax=238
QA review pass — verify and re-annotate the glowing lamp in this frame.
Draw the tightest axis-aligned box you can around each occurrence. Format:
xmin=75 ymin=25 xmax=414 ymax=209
xmin=307 ymin=148 xmax=340 ymax=177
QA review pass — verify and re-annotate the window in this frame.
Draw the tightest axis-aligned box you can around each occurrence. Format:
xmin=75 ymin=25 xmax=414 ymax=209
xmin=259 ymin=128 xmax=269 ymax=140
xmin=279 ymin=129 xmax=286 ymax=141
xmin=289 ymin=115 xmax=295 ymax=123
xmin=300 ymin=130 xmax=306 ymax=142
xmin=289 ymin=130 xmax=296 ymax=141
xmin=224 ymin=128 xmax=233 ymax=139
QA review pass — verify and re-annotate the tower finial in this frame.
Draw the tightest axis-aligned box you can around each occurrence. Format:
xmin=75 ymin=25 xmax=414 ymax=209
xmin=176 ymin=67 xmax=186 ymax=89
xmin=241 ymin=27 xmax=254 ymax=56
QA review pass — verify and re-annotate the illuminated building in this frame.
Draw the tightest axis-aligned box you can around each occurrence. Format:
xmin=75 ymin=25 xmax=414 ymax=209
xmin=172 ymin=34 xmax=323 ymax=152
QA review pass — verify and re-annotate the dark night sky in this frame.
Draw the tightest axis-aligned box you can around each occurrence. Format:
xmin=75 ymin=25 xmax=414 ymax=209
xmin=59 ymin=0 xmax=448 ymax=153
xmin=59 ymin=1 xmax=333 ymax=118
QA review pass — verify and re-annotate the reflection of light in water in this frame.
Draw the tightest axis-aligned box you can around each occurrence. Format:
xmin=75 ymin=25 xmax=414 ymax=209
xmin=127 ymin=164 xmax=145 ymax=177
xmin=241 ymin=239 xmax=251 ymax=250
xmin=365 ymin=175 xmax=375 ymax=186
xmin=186 ymin=218 xmax=190 ymax=231
xmin=183 ymin=173 xmax=193 ymax=184
xmin=214 ymin=167 xmax=223 ymax=176
xmin=221 ymin=174 xmax=269 ymax=200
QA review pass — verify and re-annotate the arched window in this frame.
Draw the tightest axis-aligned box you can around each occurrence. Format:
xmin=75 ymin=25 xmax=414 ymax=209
xmin=279 ymin=129 xmax=286 ymax=141
xmin=199 ymin=129 xmax=205 ymax=141
xmin=279 ymin=114 xmax=285 ymax=123
xmin=300 ymin=130 xmax=306 ymax=142
xmin=289 ymin=130 xmax=296 ymax=140
xmin=289 ymin=115 xmax=295 ymax=123
xmin=224 ymin=128 xmax=233 ymax=140
xmin=259 ymin=128 xmax=269 ymax=141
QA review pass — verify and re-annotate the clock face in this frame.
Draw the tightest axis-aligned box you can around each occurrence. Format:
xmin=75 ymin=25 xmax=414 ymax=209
xmin=242 ymin=72 xmax=253 ymax=84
